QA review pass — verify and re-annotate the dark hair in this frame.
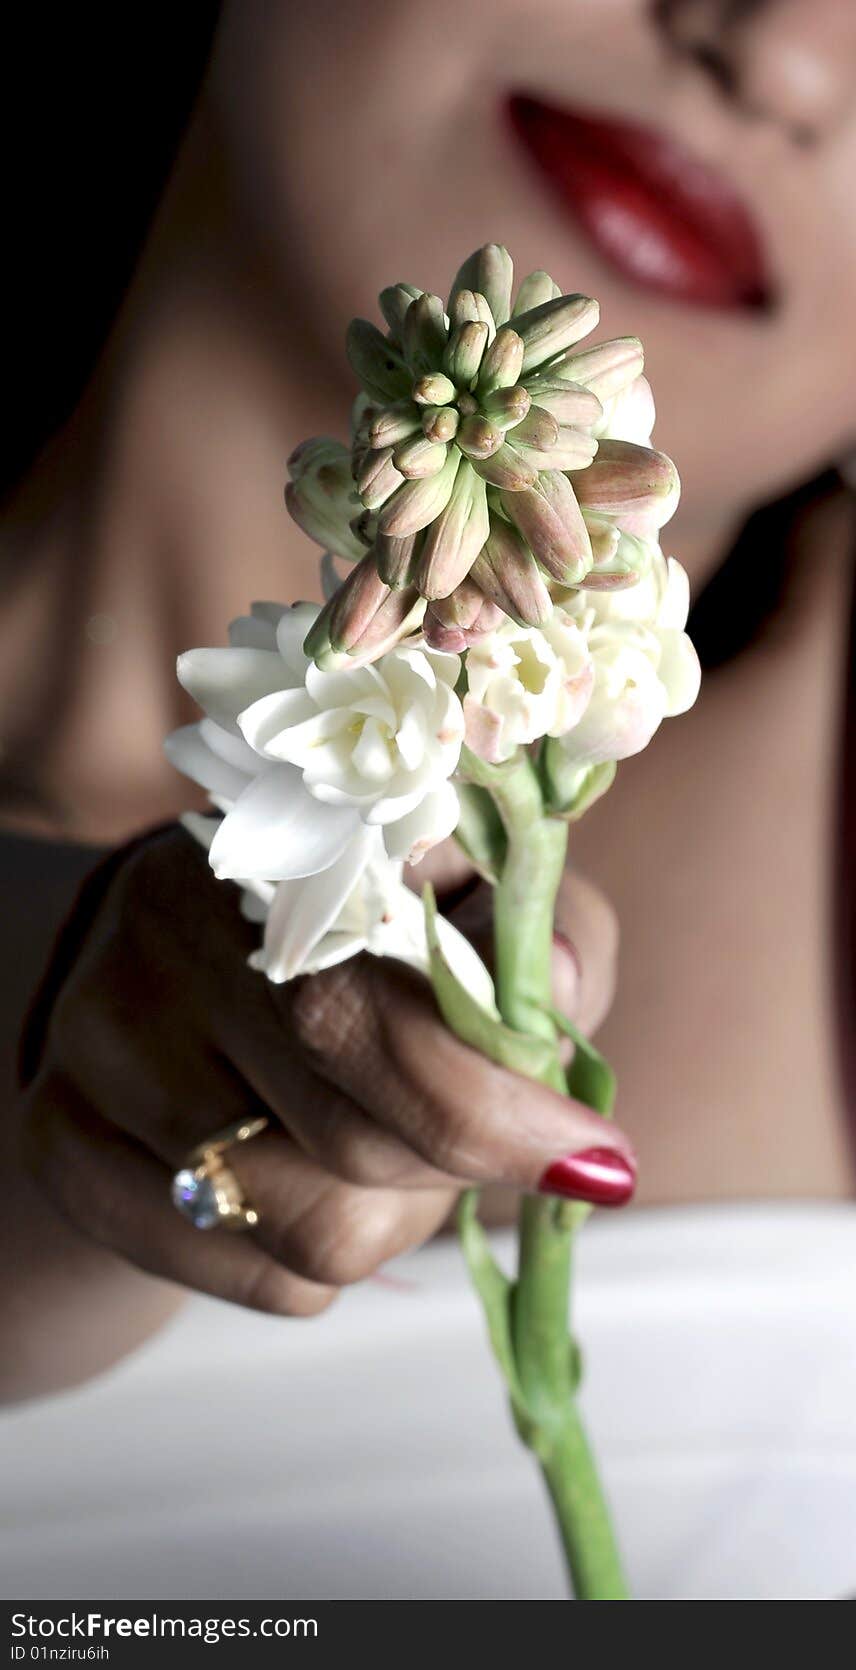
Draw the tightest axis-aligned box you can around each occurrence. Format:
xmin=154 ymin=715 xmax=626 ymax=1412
xmin=2 ymin=5 xmax=221 ymax=503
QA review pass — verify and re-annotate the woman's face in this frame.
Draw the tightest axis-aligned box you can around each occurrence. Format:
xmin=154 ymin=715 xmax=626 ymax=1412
xmin=211 ymin=0 xmax=856 ymax=541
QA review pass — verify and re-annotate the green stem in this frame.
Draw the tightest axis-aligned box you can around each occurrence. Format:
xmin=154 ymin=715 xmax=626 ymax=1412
xmin=486 ymin=750 xmax=629 ymax=1600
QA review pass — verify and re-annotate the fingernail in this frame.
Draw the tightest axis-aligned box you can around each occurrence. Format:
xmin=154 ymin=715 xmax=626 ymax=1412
xmin=538 ymin=1146 xmax=637 ymax=1207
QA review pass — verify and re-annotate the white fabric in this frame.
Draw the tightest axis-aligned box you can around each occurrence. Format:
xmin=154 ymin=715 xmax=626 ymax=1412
xmin=4 ymin=1203 xmax=856 ymax=1601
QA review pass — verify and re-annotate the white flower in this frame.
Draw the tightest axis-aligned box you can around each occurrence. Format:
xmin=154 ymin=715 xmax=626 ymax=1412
xmin=463 ymin=612 xmax=594 ymax=764
xmin=182 ymin=813 xmax=496 ymax=1008
xmin=165 ymin=602 xmax=465 ymax=881
xmin=557 ymin=552 xmax=701 ymax=766
xmin=593 ymin=373 xmax=656 ymax=447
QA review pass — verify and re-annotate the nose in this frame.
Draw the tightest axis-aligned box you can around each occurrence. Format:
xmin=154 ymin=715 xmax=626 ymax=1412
xmin=655 ymin=0 xmax=856 ymax=142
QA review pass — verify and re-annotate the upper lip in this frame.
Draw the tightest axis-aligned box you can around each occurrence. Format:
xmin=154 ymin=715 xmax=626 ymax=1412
xmin=507 ymin=92 xmax=774 ymax=312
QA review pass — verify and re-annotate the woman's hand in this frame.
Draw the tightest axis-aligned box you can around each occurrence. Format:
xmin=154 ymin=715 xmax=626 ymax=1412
xmin=19 ymin=826 xmax=632 ymax=1319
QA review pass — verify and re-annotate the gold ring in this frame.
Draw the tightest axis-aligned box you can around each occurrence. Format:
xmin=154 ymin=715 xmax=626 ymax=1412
xmin=170 ymin=1116 xmax=269 ymax=1231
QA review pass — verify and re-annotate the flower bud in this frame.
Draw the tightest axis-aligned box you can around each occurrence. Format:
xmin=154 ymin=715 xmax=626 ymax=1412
xmin=443 ymin=320 xmax=490 ymax=387
xmin=457 ymin=414 xmax=504 ymax=460
xmin=355 ymin=445 xmax=406 ymax=510
xmin=413 ymin=372 xmax=457 ymax=408
xmin=569 ymin=440 xmax=680 ymax=533
xmin=512 ymin=270 xmax=559 ymax=315
xmin=374 ymin=530 xmax=422 ymax=589
xmin=449 ymin=243 xmax=514 ymax=330
xmin=417 ymin=459 xmax=490 ymax=600
xmin=369 ymin=402 xmax=422 ymax=448
xmin=422 ymin=404 xmax=460 ymax=443
xmin=514 ymin=295 xmax=601 ymax=374
xmin=470 ymin=443 xmax=537 ymax=491
xmin=501 ymin=471 xmax=593 ymax=586
xmin=403 ymin=292 xmax=449 ymax=375
xmin=481 ymin=384 xmax=532 ymax=429
xmin=477 ymin=327 xmax=525 ymax=395
xmin=392 ymin=434 xmax=450 ymax=479
xmin=378 ymin=445 xmax=461 ymax=537
xmin=470 ymin=519 xmax=552 ymax=627
xmin=378 ymin=283 xmax=422 ymax=339
xmin=560 ymin=336 xmax=644 ymax=400
xmin=285 ymin=437 xmax=365 ymax=563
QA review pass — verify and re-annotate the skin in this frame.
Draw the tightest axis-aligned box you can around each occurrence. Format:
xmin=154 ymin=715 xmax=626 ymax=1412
xmin=1 ymin=0 xmax=855 ymax=1400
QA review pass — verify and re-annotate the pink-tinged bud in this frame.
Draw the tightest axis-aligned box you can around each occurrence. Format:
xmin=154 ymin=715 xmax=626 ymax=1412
xmin=356 ymin=445 xmax=405 ymax=510
xmin=421 ymin=404 xmax=460 ymax=443
xmin=378 ymin=282 xmax=422 ymax=340
xmin=303 ymin=556 xmax=425 ymax=666
xmin=569 ymin=440 xmax=680 ymax=531
xmin=423 ymin=593 xmax=504 ymax=653
xmin=285 ymin=437 xmax=365 ymax=563
xmin=449 ymin=244 xmax=514 ymax=329
xmin=512 ymin=427 xmax=598 ymax=473
xmin=513 ymin=294 xmax=600 ymax=374
xmin=477 ymin=327 xmax=525 ymax=395
xmin=481 ymin=384 xmax=532 ymax=429
xmin=470 ymin=520 xmax=552 ymax=627
xmin=501 ymin=471 xmax=593 ymax=586
xmin=392 ymin=434 xmax=449 ymax=479
xmin=378 ymin=446 xmax=460 ymax=537
xmin=424 ymin=576 xmax=484 ymax=631
xmin=560 ymin=336 xmax=644 ymax=400
xmin=470 ymin=443 xmax=538 ymax=492
xmin=508 ymin=405 xmax=560 ymax=452
xmin=417 ymin=462 xmax=490 ymax=601
xmin=374 ymin=530 xmax=422 ymax=589
xmin=523 ymin=378 xmax=602 ymax=428
xmin=402 ymin=292 xmax=448 ymax=375
xmin=457 ymin=414 xmax=504 ymax=460
xmin=412 ymin=371 xmax=457 ymax=408
xmin=328 ymin=553 xmax=393 ymax=651
xmin=369 ymin=402 xmax=422 ymax=449
xmin=443 ymin=320 xmax=490 ymax=386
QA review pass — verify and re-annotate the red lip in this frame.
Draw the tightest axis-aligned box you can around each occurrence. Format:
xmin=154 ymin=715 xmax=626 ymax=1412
xmin=507 ymin=94 xmax=772 ymax=312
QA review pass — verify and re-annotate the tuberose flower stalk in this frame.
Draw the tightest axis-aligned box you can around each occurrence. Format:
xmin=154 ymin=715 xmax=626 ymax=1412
xmin=167 ymin=243 xmax=701 ymax=1603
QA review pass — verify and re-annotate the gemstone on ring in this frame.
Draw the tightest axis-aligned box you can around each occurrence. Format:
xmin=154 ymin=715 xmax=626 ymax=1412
xmin=171 ymin=1167 xmax=222 ymax=1230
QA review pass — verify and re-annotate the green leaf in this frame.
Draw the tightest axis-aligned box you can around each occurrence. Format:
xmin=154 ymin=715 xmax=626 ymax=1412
xmin=548 ymin=1008 xmax=616 ymax=1116
xmin=423 ymin=885 xmax=557 ymax=1079
xmin=452 ymin=781 xmax=507 ymax=883
xmin=458 ymin=1192 xmax=520 ymax=1387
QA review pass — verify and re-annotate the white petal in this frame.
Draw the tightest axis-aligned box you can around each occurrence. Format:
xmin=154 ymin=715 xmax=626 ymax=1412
xmin=382 ymin=883 xmax=497 ymax=1013
xmin=177 ymin=648 xmax=292 ymax=733
xmin=382 ymin=781 xmax=460 ymax=862
xmin=658 ymin=558 xmax=691 ymax=630
xmin=255 ymin=825 xmax=374 ymax=981
xmin=657 ymin=630 xmax=701 ymax=716
xmin=164 ymin=723 xmax=255 ymax=802
xmin=208 ymin=764 xmax=360 ymax=881
xmin=351 ymin=717 xmax=394 ymax=782
xmin=237 ymin=688 xmax=319 ymax=755
xmin=200 ymin=717 xmax=262 ymax=775
xmin=275 ymin=602 xmax=321 ymax=681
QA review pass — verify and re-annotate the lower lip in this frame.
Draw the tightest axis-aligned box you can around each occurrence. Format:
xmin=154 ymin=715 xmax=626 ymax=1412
xmin=507 ymin=94 xmax=772 ymax=313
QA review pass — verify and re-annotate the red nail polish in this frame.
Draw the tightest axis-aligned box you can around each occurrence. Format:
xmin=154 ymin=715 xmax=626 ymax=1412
xmin=538 ymin=1146 xmax=636 ymax=1207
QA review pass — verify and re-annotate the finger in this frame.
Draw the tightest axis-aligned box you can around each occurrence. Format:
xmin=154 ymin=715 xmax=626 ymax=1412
xmin=285 ymin=957 xmax=637 ymax=1203
xmin=232 ymin=1027 xmax=457 ymax=1191
xmin=553 ymin=870 xmax=619 ymax=1036
xmin=232 ymin=1135 xmax=456 ymax=1287
xmin=52 ymin=964 xmax=454 ymax=1194
xmin=22 ymin=1075 xmax=336 ymax=1317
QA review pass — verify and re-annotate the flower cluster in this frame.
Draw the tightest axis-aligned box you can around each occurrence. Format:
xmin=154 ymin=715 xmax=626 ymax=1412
xmin=287 ymin=244 xmax=679 ymax=664
xmin=167 ymin=246 xmax=699 ymax=988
